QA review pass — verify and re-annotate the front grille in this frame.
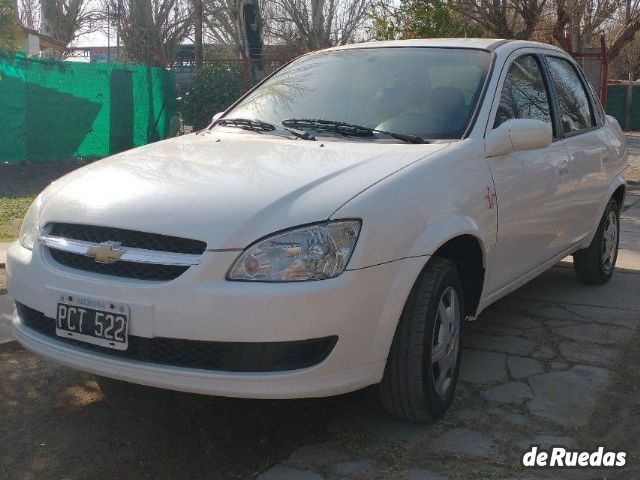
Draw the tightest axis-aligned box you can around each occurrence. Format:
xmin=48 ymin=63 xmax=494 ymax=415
xmin=49 ymin=223 xmax=207 ymax=254
xmin=17 ymin=303 xmax=337 ymax=372
xmin=46 ymin=223 xmax=206 ymax=281
xmin=49 ymin=249 xmax=189 ymax=281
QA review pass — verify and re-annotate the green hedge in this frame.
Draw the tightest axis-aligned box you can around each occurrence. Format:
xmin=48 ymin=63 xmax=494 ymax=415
xmin=181 ymin=63 xmax=244 ymax=130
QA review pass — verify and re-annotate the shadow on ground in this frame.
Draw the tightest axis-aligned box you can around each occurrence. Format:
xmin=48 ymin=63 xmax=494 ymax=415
xmin=0 ymin=344 xmax=377 ymax=479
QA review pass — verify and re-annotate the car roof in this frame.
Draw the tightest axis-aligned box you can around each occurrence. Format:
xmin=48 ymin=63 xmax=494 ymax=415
xmin=323 ymin=38 xmax=566 ymax=54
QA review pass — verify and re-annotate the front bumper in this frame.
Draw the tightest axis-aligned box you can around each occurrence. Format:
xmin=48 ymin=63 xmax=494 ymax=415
xmin=7 ymin=242 xmax=423 ymax=398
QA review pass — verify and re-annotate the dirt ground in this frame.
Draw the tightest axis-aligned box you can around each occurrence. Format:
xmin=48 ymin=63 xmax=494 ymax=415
xmin=573 ymin=326 xmax=640 ymax=479
xmin=0 ymin=341 xmax=376 ymax=480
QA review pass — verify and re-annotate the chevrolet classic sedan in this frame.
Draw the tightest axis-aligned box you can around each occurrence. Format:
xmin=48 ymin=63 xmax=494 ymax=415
xmin=7 ymin=39 xmax=628 ymax=422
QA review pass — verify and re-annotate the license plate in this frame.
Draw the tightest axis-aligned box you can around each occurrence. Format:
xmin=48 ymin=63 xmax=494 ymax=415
xmin=55 ymin=295 xmax=129 ymax=350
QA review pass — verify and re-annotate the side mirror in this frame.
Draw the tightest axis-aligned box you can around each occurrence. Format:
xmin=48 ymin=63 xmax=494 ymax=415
xmin=211 ymin=112 xmax=224 ymax=123
xmin=485 ymin=119 xmax=552 ymax=157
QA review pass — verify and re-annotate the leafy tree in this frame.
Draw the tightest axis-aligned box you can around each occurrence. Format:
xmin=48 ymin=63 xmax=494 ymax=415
xmin=453 ymin=0 xmax=546 ymax=40
xmin=371 ymin=0 xmax=485 ymax=40
xmin=0 ymin=0 xmax=20 ymax=53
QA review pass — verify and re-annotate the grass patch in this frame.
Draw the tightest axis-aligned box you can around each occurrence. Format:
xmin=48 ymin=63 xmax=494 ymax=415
xmin=0 ymin=196 xmax=34 ymax=242
xmin=0 ymin=163 xmax=83 ymax=242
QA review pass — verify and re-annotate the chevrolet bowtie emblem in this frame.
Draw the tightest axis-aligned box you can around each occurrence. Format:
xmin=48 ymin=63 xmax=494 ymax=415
xmin=86 ymin=242 xmax=125 ymax=264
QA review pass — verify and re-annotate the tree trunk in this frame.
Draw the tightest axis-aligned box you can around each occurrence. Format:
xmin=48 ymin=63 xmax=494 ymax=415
xmin=194 ymin=0 xmax=203 ymax=70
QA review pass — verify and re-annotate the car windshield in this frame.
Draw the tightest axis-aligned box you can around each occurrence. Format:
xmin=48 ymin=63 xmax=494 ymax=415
xmin=222 ymin=47 xmax=493 ymax=140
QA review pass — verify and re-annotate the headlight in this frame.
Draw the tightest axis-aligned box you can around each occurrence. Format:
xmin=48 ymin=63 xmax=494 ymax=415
xmin=227 ymin=220 xmax=361 ymax=282
xmin=18 ymin=196 xmax=42 ymax=250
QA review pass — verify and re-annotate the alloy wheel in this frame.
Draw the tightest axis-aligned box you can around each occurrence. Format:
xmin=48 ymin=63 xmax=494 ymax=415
xmin=601 ymin=210 xmax=618 ymax=272
xmin=431 ymin=286 xmax=461 ymax=397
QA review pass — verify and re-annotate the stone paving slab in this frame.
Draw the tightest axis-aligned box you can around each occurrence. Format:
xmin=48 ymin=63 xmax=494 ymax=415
xmin=0 ymin=295 xmax=14 ymax=344
xmin=512 ymin=265 xmax=640 ymax=311
xmin=258 ymin=211 xmax=640 ymax=479
xmin=527 ymin=365 xmax=611 ymax=428
xmin=459 ymin=349 xmax=507 ymax=383
xmin=426 ymin=427 xmax=497 ymax=457
xmin=617 ymin=248 xmax=640 ymax=272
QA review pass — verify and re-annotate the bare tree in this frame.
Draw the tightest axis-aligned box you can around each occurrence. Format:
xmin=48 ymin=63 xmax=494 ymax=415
xmin=202 ymin=0 xmax=240 ymax=46
xmin=549 ymin=0 xmax=618 ymax=49
xmin=105 ymin=0 xmax=192 ymax=65
xmin=265 ymin=0 xmax=373 ymax=52
xmin=607 ymin=0 xmax=640 ymax=60
xmin=454 ymin=0 xmax=548 ymax=39
xmin=18 ymin=0 xmax=39 ymax=29
xmin=193 ymin=0 xmax=203 ymax=68
xmin=40 ymin=0 xmax=99 ymax=53
xmin=609 ymin=30 xmax=640 ymax=78
xmin=545 ymin=0 xmax=640 ymax=61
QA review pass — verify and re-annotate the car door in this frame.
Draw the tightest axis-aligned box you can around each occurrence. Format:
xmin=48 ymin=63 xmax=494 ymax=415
xmin=484 ymin=52 xmax=573 ymax=294
xmin=544 ymin=55 xmax=610 ymax=244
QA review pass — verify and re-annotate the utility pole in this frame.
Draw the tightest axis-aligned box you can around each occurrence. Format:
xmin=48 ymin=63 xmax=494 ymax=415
xmin=106 ymin=4 xmax=111 ymax=62
xmin=116 ymin=0 xmax=121 ymax=61
xmin=194 ymin=0 xmax=203 ymax=70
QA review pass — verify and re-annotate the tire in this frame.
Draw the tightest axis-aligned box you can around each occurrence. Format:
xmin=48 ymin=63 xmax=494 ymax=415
xmin=573 ymin=198 xmax=620 ymax=285
xmin=379 ymin=257 xmax=465 ymax=422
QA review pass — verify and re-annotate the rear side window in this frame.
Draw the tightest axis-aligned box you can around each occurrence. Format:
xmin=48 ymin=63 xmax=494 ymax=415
xmin=546 ymin=57 xmax=595 ymax=134
xmin=494 ymin=55 xmax=552 ymax=129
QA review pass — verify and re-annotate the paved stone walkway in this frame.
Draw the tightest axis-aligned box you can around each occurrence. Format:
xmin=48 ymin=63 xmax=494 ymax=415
xmin=257 ymin=200 xmax=640 ymax=479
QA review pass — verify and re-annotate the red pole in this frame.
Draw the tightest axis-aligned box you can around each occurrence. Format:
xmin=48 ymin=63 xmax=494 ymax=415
xmin=563 ymin=34 xmax=573 ymax=55
xmin=600 ymin=34 xmax=609 ymax=109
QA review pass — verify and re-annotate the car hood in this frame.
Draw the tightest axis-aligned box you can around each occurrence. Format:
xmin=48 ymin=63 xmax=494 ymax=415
xmin=40 ymin=132 xmax=448 ymax=249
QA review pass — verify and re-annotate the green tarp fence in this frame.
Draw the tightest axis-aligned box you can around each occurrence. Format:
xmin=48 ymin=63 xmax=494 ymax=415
xmin=0 ymin=54 xmax=176 ymax=163
xmin=606 ymin=84 xmax=640 ymax=131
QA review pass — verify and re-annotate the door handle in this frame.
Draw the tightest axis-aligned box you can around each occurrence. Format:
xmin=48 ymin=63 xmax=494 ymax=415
xmin=555 ymin=159 xmax=569 ymax=176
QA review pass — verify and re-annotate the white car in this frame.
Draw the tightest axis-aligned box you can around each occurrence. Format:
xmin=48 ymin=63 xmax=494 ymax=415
xmin=7 ymin=39 xmax=628 ymax=422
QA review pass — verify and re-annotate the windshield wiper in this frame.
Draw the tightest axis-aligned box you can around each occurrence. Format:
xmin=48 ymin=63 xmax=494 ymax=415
xmin=215 ymin=117 xmax=315 ymax=140
xmin=216 ymin=118 xmax=277 ymax=132
xmin=282 ymin=118 xmax=427 ymax=144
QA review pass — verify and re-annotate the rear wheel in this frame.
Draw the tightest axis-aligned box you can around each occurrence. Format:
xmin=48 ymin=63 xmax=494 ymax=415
xmin=380 ymin=257 xmax=464 ymax=422
xmin=573 ymin=199 xmax=620 ymax=285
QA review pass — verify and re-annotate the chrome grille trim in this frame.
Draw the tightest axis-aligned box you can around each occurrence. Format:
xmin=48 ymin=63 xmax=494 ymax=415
xmin=38 ymin=235 xmax=202 ymax=267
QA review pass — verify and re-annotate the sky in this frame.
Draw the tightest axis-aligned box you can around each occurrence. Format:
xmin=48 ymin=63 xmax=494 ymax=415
xmin=76 ymin=31 xmax=109 ymax=48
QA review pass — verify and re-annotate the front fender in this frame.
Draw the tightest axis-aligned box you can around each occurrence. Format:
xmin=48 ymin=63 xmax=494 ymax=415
xmin=405 ymin=214 xmax=489 ymax=265
xmin=580 ymin=174 xmax=626 ymax=249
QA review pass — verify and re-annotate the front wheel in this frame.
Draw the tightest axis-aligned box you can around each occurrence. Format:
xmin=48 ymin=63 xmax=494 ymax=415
xmin=379 ymin=257 xmax=464 ymax=422
xmin=573 ymin=198 xmax=620 ymax=285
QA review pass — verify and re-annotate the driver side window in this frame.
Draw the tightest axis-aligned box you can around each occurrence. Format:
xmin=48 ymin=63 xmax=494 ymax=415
xmin=494 ymin=55 xmax=553 ymax=132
